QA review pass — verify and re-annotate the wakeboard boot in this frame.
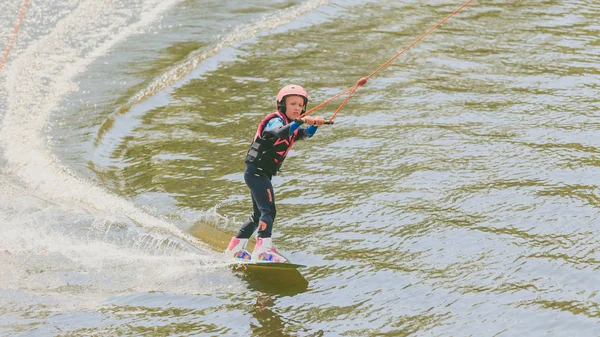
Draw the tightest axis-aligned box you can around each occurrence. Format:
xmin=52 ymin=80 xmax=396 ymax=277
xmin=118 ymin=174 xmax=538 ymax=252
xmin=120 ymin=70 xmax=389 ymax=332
xmin=225 ymin=237 xmax=251 ymax=261
xmin=252 ymin=237 xmax=289 ymax=263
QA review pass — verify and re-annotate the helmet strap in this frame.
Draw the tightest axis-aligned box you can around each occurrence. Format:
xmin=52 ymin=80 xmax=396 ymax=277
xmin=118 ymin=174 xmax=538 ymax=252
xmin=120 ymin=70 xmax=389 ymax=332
xmin=277 ymin=101 xmax=286 ymax=114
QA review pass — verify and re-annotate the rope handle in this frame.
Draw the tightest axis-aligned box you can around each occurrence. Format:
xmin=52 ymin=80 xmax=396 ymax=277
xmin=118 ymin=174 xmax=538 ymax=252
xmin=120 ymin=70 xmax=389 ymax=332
xmin=294 ymin=118 xmax=334 ymax=125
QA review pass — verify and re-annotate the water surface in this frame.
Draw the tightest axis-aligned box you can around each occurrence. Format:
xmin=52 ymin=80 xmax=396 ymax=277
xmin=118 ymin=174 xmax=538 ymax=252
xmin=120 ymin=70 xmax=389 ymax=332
xmin=1 ymin=0 xmax=600 ymax=335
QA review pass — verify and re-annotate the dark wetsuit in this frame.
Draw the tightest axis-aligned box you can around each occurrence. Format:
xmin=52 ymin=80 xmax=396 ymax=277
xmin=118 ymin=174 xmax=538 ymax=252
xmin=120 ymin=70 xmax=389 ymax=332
xmin=236 ymin=111 xmax=318 ymax=239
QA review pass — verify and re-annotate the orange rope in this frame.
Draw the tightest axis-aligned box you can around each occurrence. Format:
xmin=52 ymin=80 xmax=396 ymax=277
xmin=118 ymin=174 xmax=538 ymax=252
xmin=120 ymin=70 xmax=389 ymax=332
xmin=301 ymin=0 xmax=473 ymax=122
xmin=0 ymin=0 xmax=31 ymax=73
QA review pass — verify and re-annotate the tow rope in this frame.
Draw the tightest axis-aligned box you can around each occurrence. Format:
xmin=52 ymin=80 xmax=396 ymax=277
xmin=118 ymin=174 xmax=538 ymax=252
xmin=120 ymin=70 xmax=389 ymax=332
xmin=300 ymin=0 xmax=473 ymax=123
xmin=0 ymin=0 xmax=31 ymax=73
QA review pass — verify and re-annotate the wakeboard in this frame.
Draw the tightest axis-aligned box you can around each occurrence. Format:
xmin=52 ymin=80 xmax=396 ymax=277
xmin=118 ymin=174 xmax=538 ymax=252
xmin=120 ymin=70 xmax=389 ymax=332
xmin=232 ymin=261 xmax=307 ymax=269
xmin=231 ymin=260 xmax=309 ymax=295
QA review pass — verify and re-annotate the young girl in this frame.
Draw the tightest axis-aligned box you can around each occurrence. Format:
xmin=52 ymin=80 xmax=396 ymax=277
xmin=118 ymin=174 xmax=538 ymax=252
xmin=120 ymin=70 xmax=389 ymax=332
xmin=225 ymin=84 xmax=325 ymax=263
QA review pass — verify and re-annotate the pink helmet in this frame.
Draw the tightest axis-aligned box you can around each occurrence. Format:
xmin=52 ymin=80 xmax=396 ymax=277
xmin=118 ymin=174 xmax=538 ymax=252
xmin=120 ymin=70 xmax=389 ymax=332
xmin=276 ymin=84 xmax=308 ymax=113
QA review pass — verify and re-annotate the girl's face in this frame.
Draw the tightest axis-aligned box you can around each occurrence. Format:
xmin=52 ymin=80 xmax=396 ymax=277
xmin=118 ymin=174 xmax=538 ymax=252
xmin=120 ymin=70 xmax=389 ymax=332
xmin=284 ymin=95 xmax=305 ymax=120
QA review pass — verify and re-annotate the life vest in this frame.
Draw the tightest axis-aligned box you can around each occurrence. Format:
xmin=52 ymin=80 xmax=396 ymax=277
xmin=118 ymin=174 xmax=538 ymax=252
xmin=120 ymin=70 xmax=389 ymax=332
xmin=245 ymin=111 xmax=300 ymax=176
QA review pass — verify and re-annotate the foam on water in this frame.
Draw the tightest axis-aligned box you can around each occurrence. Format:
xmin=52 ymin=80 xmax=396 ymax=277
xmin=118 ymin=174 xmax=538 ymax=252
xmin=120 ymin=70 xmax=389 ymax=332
xmin=0 ymin=0 xmax=240 ymax=300
xmin=0 ymin=0 xmax=203 ymax=245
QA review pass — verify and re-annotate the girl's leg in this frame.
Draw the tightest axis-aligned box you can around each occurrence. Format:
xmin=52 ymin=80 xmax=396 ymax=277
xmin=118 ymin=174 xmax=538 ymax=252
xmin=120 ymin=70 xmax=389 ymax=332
xmin=236 ymin=194 xmax=260 ymax=239
xmin=236 ymin=164 xmax=275 ymax=238
xmin=247 ymin=174 xmax=275 ymax=238
xmin=243 ymin=165 xmax=276 ymax=238
xmin=253 ymin=179 xmax=275 ymax=238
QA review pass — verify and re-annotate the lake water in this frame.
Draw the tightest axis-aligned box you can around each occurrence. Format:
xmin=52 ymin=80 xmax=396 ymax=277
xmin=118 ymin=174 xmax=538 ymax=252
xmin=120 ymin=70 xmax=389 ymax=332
xmin=1 ymin=0 xmax=600 ymax=335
